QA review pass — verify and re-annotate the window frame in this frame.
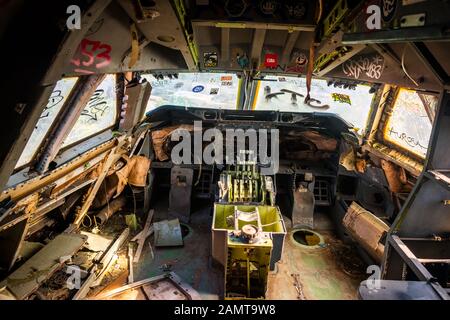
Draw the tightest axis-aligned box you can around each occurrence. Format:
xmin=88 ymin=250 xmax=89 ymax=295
xmin=13 ymin=74 xmax=121 ymax=174
xmin=13 ymin=77 xmax=80 ymax=172
xmin=141 ymin=71 xmax=242 ymax=112
xmin=378 ymin=87 xmax=439 ymax=161
xmin=250 ymin=75 xmax=377 ymax=137
xmin=58 ymin=73 xmax=120 ymax=152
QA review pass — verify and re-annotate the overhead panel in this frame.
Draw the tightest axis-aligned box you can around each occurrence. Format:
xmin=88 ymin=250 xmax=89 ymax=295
xmin=191 ymin=0 xmax=317 ymax=75
xmin=221 ymin=28 xmax=231 ymax=63
xmin=343 ymin=0 xmax=450 ymax=44
xmin=323 ymin=45 xmax=442 ymax=91
xmin=423 ymin=42 xmax=450 ymax=84
xmin=61 ymin=0 xmax=191 ymax=76
xmin=316 ymin=0 xmax=446 ymax=90
xmin=250 ymin=29 xmax=267 ymax=62
xmin=280 ymin=31 xmax=300 ymax=65
xmin=389 ymin=42 xmax=447 ymax=88
xmin=119 ymin=0 xmax=197 ymax=70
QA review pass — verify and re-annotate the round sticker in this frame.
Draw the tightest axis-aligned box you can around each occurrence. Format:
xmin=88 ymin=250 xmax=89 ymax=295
xmin=192 ymin=85 xmax=205 ymax=93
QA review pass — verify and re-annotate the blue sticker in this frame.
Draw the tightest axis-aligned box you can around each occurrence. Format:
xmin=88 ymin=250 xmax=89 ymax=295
xmin=192 ymin=85 xmax=205 ymax=93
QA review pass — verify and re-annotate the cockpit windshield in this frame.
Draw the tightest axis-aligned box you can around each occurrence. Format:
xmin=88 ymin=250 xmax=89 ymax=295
xmin=142 ymin=72 xmax=374 ymax=136
xmin=142 ymin=73 xmax=240 ymax=112
xmin=253 ymin=76 xmax=375 ymax=135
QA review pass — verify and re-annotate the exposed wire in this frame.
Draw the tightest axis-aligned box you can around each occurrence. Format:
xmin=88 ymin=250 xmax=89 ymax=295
xmin=82 ymin=213 xmax=93 ymax=228
xmin=317 ymin=0 xmax=323 ymax=23
xmin=194 ymin=163 xmax=202 ymax=186
xmin=304 ymin=44 xmax=315 ymax=103
xmin=401 ymin=45 xmax=419 ymax=87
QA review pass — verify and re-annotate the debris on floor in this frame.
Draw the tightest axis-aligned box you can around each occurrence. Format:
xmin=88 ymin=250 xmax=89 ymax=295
xmin=0 ymin=233 xmax=87 ymax=300
xmin=80 ymin=231 xmax=113 ymax=252
xmin=342 ymin=202 xmax=389 ymax=263
xmin=93 ymin=272 xmax=201 ymax=300
xmin=87 ymin=254 xmax=128 ymax=298
xmin=73 ymin=228 xmax=130 ymax=300
xmin=291 ymin=273 xmax=306 ymax=300
xmin=16 ymin=242 xmax=45 ymax=263
xmin=327 ymin=238 xmax=367 ymax=278
xmin=127 ymin=243 xmax=134 ymax=284
xmin=94 ymin=196 xmax=127 ymax=226
xmin=153 ymin=218 xmax=183 ymax=247
xmin=132 ymin=209 xmax=154 ymax=263
xmin=23 ymin=213 xmax=132 ymax=300
xmin=125 ymin=214 xmax=138 ymax=231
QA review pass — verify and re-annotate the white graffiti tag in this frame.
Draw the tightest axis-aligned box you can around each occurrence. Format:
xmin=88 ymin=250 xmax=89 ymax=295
xmin=342 ymin=55 xmax=384 ymax=80
xmin=382 ymin=0 xmax=396 ymax=20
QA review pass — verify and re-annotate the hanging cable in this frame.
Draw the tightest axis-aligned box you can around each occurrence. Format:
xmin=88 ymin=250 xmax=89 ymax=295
xmin=194 ymin=163 xmax=202 ymax=186
xmin=305 ymin=0 xmax=323 ymax=103
xmin=401 ymin=45 xmax=420 ymax=87
xmin=317 ymin=0 xmax=324 ymax=23
xmin=305 ymin=38 xmax=316 ymax=103
xmin=82 ymin=213 xmax=93 ymax=228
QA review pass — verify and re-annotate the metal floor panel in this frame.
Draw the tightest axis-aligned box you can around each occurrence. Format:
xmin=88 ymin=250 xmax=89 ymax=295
xmin=1 ymin=233 xmax=87 ymax=299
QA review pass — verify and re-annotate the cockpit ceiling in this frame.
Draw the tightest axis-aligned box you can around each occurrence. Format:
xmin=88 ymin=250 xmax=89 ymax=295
xmin=2 ymin=1 xmax=450 ymax=302
xmin=59 ymin=0 xmax=192 ymax=76
xmin=3 ymin=0 xmax=446 ymax=90
xmin=1 ymin=0 xmax=450 ymax=190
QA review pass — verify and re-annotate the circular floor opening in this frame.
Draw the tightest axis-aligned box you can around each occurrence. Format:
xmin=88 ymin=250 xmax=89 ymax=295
xmin=180 ymin=223 xmax=191 ymax=239
xmin=291 ymin=229 xmax=325 ymax=249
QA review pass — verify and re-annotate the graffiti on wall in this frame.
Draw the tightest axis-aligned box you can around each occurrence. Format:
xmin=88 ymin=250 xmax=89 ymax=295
xmin=70 ymin=38 xmax=112 ymax=74
xmin=382 ymin=0 xmax=397 ymax=22
xmin=80 ymin=89 xmax=110 ymax=122
xmin=39 ymin=90 xmax=65 ymax=120
xmin=388 ymin=126 xmax=427 ymax=151
xmin=342 ymin=54 xmax=384 ymax=80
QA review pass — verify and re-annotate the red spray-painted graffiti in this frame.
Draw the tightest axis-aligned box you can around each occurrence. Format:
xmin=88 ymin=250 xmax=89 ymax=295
xmin=70 ymin=38 xmax=112 ymax=74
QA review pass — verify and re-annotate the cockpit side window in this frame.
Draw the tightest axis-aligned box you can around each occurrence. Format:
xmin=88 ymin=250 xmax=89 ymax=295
xmin=62 ymin=74 xmax=117 ymax=148
xmin=14 ymin=74 xmax=118 ymax=171
xmin=383 ymin=88 xmax=438 ymax=159
xmin=15 ymin=77 xmax=78 ymax=169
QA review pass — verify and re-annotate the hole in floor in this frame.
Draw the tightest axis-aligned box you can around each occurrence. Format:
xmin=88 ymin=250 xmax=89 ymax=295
xmin=292 ymin=229 xmax=322 ymax=247
xmin=180 ymin=223 xmax=190 ymax=238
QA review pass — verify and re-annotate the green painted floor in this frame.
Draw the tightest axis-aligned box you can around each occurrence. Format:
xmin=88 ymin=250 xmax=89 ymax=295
xmin=134 ymin=201 xmax=223 ymax=300
xmin=266 ymin=229 xmax=366 ymax=300
xmin=134 ymin=199 xmax=366 ymax=300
